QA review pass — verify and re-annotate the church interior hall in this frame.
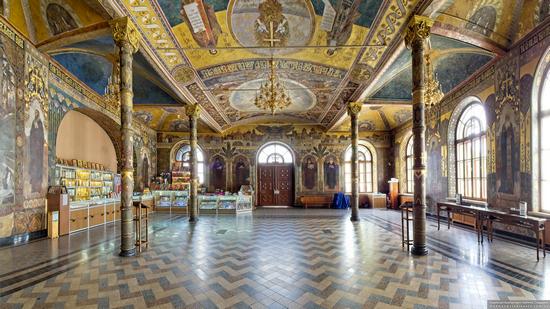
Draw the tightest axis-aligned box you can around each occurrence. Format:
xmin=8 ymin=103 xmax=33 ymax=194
xmin=0 ymin=0 xmax=549 ymax=308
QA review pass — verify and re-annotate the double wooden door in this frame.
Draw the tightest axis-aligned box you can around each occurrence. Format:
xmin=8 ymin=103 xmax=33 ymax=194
xmin=258 ymin=164 xmax=294 ymax=206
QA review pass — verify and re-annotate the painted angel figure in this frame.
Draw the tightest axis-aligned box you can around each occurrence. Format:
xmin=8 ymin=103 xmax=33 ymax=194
xmin=256 ymin=19 xmax=268 ymax=33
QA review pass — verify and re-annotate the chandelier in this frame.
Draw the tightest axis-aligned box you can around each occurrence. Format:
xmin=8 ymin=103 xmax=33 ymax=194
xmin=424 ymin=52 xmax=444 ymax=108
xmin=253 ymin=58 xmax=293 ymax=115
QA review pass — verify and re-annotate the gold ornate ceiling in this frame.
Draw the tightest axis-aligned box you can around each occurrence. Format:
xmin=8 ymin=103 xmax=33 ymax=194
xmin=3 ymin=0 xmax=546 ymax=133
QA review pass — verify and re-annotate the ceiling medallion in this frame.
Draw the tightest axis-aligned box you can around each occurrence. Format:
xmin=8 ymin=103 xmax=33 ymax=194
xmin=253 ymin=57 xmax=292 ymax=115
xmin=424 ymin=52 xmax=444 ymax=108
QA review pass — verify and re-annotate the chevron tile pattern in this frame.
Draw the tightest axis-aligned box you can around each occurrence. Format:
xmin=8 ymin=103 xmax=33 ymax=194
xmin=0 ymin=209 xmax=548 ymax=308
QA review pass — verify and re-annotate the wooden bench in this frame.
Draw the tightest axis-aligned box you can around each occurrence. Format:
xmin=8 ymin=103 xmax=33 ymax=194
xmin=300 ymin=195 xmax=332 ymax=209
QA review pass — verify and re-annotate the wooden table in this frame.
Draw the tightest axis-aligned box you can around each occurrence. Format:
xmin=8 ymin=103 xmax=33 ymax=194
xmin=133 ymin=200 xmax=150 ymax=253
xmin=437 ymin=202 xmax=547 ymax=260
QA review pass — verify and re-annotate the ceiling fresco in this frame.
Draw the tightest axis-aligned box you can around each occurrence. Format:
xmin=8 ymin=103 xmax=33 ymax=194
xmin=47 ymin=34 xmax=182 ymax=105
xmin=335 ymin=105 xmax=413 ymax=132
xmin=367 ymin=34 xmax=495 ymax=101
xmin=152 ymin=0 xmax=388 ymax=128
xmin=133 ymin=106 xmax=214 ymax=133
xmin=433 ymin=0 xmax=548 ymax=49
xmin=4 ymin=0 xmax=544 ymax=133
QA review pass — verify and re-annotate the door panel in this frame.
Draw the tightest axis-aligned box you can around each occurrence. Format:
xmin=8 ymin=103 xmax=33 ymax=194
xmin=257 ymin=164 xmax=294 ymax=206
xmin=275 ymin=165 xmax=293 ymax=206
xmin=258 ymin=166 xmax=275 ymax=206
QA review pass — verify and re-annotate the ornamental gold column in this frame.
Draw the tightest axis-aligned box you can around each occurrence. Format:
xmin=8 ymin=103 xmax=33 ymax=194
xmin=186 ymin=104 xmax=200 ymax=222
xmin=404 ymin=15 xmax=433 ymax=256
xmin=110 ymin=17 xmax=141 ymax=257
xmin=348 ymin=101 xmax=362 ymax=222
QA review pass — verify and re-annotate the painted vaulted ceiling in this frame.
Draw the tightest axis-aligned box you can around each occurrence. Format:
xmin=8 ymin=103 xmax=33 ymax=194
xmin=1 ymin=0 xmax=547 ymax=133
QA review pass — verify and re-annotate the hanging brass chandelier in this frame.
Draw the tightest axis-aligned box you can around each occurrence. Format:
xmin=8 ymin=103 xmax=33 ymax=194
xmin=253 ymin=57 xmax=293 ymax=115
xmin=424 ymin=52 xmax=444 ymax=108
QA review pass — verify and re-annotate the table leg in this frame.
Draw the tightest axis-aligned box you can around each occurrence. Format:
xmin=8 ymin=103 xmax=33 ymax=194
xmin=437 ymin=206 xmax=441 ymax=231
xmin=536 ymin=230 xmax=540 ymax=261
xmin=401 ymin=209 xmax=405 ymax=248
xmin=478 ymin=215 xmax=483 ymax=244
xmin=543 ymin=228 xmax=546 ymax=257
xmin=447 ymin=209 xmax=451 ymax=229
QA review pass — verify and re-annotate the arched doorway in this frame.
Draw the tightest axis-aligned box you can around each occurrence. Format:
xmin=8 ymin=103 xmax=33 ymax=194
xmin=256 ymin=142 xmax=294 ymax=206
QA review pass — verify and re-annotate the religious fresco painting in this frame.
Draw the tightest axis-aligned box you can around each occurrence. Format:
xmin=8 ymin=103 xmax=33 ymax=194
xmin=228 ymin=0 xmax=315 ymax=55
xmin=496 ymin=105 xmax=520 ymax=196
xmin=323 ymin=155 xmax=339 ymax=192
xmin=210 ymin=155 xmax=226 ymax=191
xmin=23 ymin=52 xmax=49 ymax=202
xmin=46 ymin=3 xmax=78 ymax=35
xmin=0 ymin=38 xmax=16 ymax=238
xmin=233 ymin=155 xmax=250 ymax=192
xmin=301 ymin=155 xmax=317 ymax=191
xmin=180 ymin=0 xmax=221 ymax=50
xmin=465 ymin=5 xmax=497 ymax=36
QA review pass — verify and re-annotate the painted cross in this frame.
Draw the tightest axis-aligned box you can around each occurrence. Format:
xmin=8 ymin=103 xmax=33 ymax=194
xmin=263 ymin=21 xmax=280 ymax=47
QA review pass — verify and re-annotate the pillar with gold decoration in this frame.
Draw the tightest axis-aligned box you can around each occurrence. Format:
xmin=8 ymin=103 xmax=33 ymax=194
xmin=404 ymin=15 xmax=433 ymax=256
xmin=186 ymin=104 xmax=201 ymax=222
xmin=110 ymin=17 xmax=141 ymax=257
xmin=348 ymin=101 xmax=362 ymax=221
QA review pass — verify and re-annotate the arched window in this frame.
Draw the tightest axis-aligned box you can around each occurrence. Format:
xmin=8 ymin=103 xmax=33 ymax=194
xmin=175 ymin=144 xmax=205 ymax=184
xmin=258 ymin=143 xmax=293 ymax=164
xmin=534 ymin=58 xmax=550 ymax=212
xmin=455 ymin=103 xmax=487 ymax=199
xmin=344 ymin=145 xmax=373 ymax=193
xmin=406 ymin=136 xmax=414 ymax=193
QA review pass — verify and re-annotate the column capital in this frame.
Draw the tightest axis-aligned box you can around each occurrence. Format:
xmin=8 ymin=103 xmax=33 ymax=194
xmin=185 ymin=103 xmax=201 ymax=119
xmin=110 ymin=17 xmax=141 ymax=53
xmin=404 ymin=15 xmax=433 ymax=48
xmin=347 ymin=101 xmax=362 ymax=117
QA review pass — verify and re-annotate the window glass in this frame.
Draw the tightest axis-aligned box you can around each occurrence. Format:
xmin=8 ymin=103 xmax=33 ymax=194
xmin=345 ymin=145 xmax=373 ymax=193
xmin=258 ymin=143 xmax=293 ymax=164
xmin=455 ymin=103 xmax=487 ymax=200
xmin=175 ymin=144 xmax=205 ymax=184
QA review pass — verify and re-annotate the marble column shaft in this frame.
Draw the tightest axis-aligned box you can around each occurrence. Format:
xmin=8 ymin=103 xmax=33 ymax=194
xmin=186 ymin=104 xmax=200 ymax=222
xmin=404 ymin=16 xmax=433 ymax=256
xmin=348 ymin=102 xmax=362 ymax=222
xmin=110 ymin=18 xmax=140 ymax=257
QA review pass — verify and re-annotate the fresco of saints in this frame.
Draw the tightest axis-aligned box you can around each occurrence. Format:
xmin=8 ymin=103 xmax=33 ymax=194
xmin=234 ymin=158 xmax=250 ymax=191
xmin=324 ymin=156 xmax=339 ymax=191
xmin=211 ymin=157 xmax=225 ymax=190
xmin=29 ymin=109 xmax=44 ymax=194
xmin=303 ymin=157 xmax=317 ymax=190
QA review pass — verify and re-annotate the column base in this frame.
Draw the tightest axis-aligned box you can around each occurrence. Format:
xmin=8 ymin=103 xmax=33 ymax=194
xmin=350 ymin=215 xmax=360 ymax=222
xmin=189 ymin=216 xmax=198 ymax=223
xmin=119 ymin=247 xmax=136 ymax=257
xmin=411 ymin=245 xmax=428 ymax=256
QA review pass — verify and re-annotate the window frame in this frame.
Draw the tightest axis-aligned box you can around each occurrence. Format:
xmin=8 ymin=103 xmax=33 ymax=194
xmin=537 ymin=65 xmax=550 ymax=212
xmin=257 ymin=142 xmax=294 ymax=164
xmin=454 ymin=103 xmax=487 ymax=200
xmin=344 ymin=145 xmax=373 ymax=193
xmin=175 ymin=144 xmax=205 ymax=184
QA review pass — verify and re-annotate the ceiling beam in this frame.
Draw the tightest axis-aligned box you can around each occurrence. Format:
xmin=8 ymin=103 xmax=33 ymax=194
xmin=36 ymin=21 xmax=111 ymax=52
xmin=431 ymin=22 xmax=507 ymax=56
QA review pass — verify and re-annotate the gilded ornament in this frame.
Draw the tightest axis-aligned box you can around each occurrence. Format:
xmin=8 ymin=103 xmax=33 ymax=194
xmin=185 ymin=103 xmax=201 ymax=118
xmin=110 ymin=17 xmax=141 ymax=53
xmin=347 ymin=101 xmax=362 ymax=116
xmin=404 ymin=15 xmax=433 ymax=48
xmin=25 ymin=59 xmax=47 ymax=105
xmin=173 ymin=66 xmax=195 ymax=84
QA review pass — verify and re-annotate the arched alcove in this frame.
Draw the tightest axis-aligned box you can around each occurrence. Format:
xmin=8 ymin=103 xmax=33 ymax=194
xmin=56 ymin=110 xmax=117 ymax=172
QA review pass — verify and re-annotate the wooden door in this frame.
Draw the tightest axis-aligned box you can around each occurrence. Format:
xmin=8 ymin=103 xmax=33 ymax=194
xmin=275 ymin=165 xmax=293 ymax=206
xmin=258 ymin=166 xmax=275 ymax=206
xmin=257 ymin=164 xmax=294 ymax=206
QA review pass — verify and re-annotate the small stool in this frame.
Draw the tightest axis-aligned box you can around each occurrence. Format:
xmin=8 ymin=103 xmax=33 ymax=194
xmin=133 ymin=201 xmax=150 ymax=253
xmin=400 ymin=202 xmax=414 ymax=251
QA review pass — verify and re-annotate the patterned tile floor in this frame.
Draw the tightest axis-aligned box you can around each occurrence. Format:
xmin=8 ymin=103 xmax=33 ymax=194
xmin=1 ymin=208 xmax=549 ymax=308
